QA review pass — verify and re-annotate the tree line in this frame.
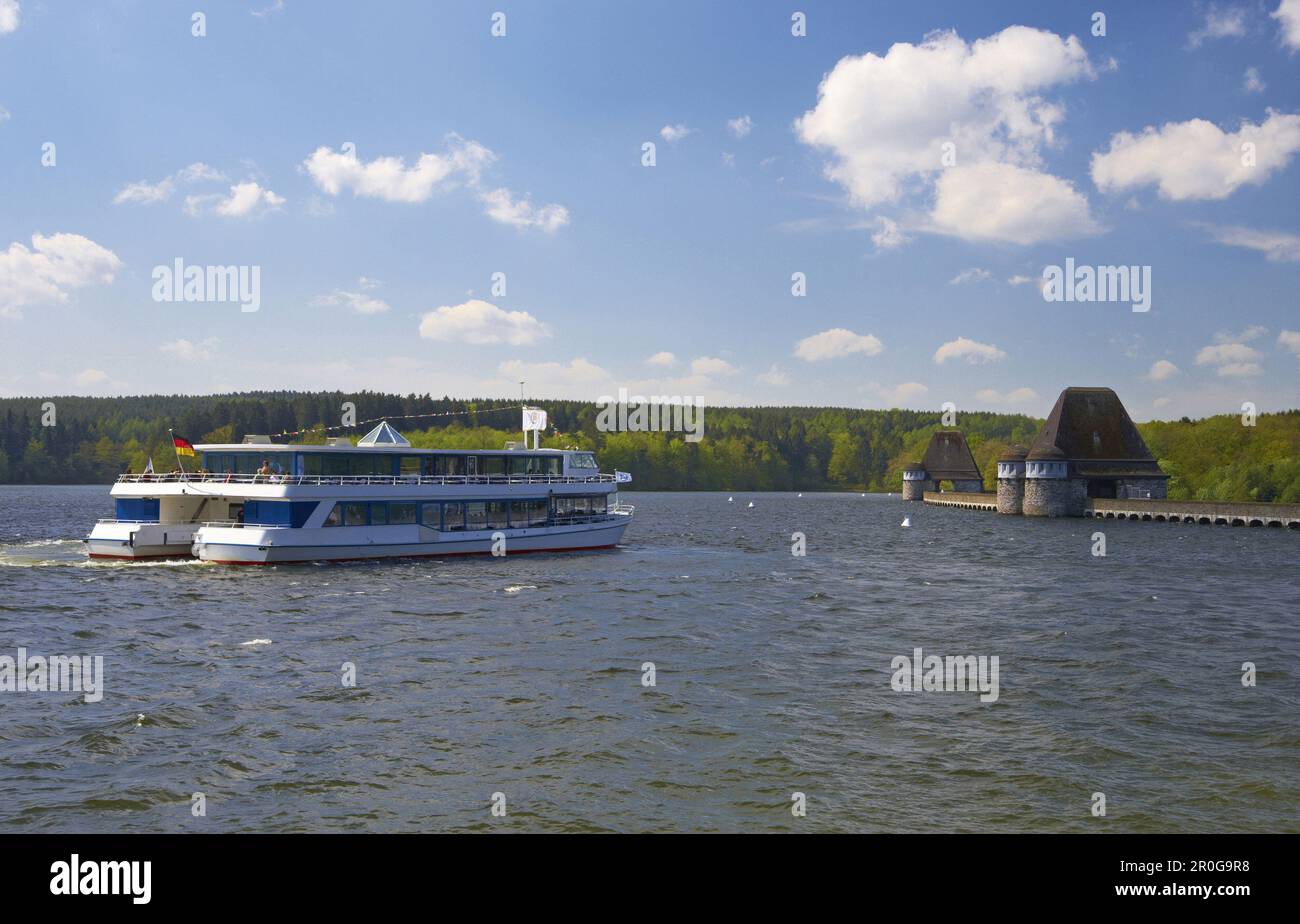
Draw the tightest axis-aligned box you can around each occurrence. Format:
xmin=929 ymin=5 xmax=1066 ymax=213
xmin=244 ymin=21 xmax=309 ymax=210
xmin=1 ymin=392 xmax=1297 ymax=502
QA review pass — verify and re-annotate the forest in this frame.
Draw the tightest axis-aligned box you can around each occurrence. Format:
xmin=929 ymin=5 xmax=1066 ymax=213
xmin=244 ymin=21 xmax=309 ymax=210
xmin=1 ymin=392 xmax=1297 ymax=502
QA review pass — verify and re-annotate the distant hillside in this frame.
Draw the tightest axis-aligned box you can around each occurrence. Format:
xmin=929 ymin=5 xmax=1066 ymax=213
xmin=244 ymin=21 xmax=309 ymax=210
xmin=1 ymin=392 xmax=1297 ymax=502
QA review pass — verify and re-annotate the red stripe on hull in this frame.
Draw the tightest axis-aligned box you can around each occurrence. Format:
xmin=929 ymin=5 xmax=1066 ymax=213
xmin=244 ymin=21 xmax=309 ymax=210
xmin=207 ymin=543 xmax=618 ymax=565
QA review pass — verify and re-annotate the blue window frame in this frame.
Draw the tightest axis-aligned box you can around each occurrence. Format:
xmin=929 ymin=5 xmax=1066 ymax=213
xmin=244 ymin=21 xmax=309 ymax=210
xmin=115 ymin=498 xmax=160 ymax=522
xmin=243 ymin=500 xmax=318 ymax=527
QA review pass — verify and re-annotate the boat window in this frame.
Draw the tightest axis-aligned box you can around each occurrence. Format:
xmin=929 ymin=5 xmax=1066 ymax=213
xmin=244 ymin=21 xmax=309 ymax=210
xmin=343 ymin=502 xmax=368 ymax=526
xmin=420 ymin=502 xmax=440 ymax=527
xmin=569 ymin=452 xmax=598 ymax=470
xmin=553 ymin=496 xmax=574 ymax=516
xmin=399 ymin=456 xmax=421 ymax=476
xmin=507 ymin=455 xmax=531 ymax=475
xmin=510 ymin=499 xmax=548 ymax=527
xmin=485 ymin=501 xmax=509 ymax=529
xmin=480 ymin=456 xmax=505 ymax=476
xmin=389 ymin=503 xmax=417 ymax=525
xmin=370 ymin=503 xmax=388 ymax=525
xmin=324 ymin=504 xmax=342 ymax=527
xmin=572 ymin=496 xmax=591 ymax=515
xmin=590 ymin=495 xmax=607 ymax=514
xmin=465 ymin=502 xmax=487 ymax=530
xmin=442 ymin=502 xmax=465 ymax=531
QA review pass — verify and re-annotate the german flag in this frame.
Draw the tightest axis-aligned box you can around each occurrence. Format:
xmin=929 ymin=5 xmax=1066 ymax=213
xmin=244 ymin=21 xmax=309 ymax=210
xmin=172 ymin=435 xmax=196 ymax=458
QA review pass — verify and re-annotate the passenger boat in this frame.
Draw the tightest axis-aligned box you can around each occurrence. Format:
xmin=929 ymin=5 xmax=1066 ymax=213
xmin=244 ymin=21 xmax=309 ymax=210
xmin=84 ymin=422 xmax=633 ymax=564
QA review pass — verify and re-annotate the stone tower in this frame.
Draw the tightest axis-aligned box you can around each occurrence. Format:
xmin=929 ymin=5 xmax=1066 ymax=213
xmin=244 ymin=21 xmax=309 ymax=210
xmin=995 ymin=445 xmax=1027 ymax=515
xmin=1022 ymin=445 xmax=1084 ymax=516
xmin=902 ymin=462 xmax=931 ymax=500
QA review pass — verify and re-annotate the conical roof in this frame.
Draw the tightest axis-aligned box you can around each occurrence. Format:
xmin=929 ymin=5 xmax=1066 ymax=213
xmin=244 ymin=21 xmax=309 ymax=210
xmin=920 ymin=431 xmax=982 ymax=481
xmin=356 ymin=421 xmax=410 ymax=447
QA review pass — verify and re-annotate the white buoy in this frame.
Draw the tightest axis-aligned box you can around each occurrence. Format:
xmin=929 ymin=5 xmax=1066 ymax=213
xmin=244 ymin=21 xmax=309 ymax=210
xmin=797 ymin=493 xmax=803 ymax=497
xmin=901 ymin=517 xmax=911 ymax=527
xmin=747 ymin=501 xmax=754 ymax=508
xmin=728 ymin=496 xmax=734 ymax=502
xmin=136 ymin=713 xmax=145 ymax=726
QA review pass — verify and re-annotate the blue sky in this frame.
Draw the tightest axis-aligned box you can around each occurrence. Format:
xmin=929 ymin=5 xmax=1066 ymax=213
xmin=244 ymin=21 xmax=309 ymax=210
xmin=1 ymin=0 xmax=1297 ymax=420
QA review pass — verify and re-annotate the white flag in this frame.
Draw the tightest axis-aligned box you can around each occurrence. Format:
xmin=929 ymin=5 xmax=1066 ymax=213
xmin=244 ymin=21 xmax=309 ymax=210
xmin=615 ymin=470 xmax=632 ymax=483
xmin=522 ymin=407 xmax=548 ymax=432
xmin=144 ymin=457 xmax=154 ymax=474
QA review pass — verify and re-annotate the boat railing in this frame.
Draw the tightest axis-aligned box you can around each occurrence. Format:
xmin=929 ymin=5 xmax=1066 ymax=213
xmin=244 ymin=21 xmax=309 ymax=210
xmin=115 ymin=472 xmax=618 ymax=486
xmin=609 ymin=503 xmax=636 ymax=516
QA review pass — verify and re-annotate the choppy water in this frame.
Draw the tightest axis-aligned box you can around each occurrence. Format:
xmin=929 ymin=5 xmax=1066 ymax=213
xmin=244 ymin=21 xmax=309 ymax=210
xmin=0 ymin=485 xmax=1296 ymax=833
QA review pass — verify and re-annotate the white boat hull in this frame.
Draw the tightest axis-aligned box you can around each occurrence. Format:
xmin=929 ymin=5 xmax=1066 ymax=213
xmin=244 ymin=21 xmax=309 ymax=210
xmin=191 ymin=517 xmax=631 ymax=564
xmin=85 ymin=521 xmax=201 ymax=560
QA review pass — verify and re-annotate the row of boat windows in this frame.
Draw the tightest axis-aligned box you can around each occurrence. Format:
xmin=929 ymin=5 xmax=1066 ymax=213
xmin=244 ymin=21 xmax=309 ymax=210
xmin=202 ymin=453 xmax=574 ymax=477
xmin=321 ymin=495 xmax=609 ymax=530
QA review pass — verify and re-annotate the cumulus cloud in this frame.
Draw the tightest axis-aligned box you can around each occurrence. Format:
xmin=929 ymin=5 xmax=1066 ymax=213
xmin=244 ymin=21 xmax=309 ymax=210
xmin=417 ymin=299 xmax=550 ymax=346
xmin=758 ymin=364 xmax=791 ymax=386
xmin=477 ymin=187 xmax=569 ymax=233
xmin=311 ymin=285 xmax=391 ymax=315
xmin=690 ymin=356 xmax=739 ymax=376
xmin=0 ymin=232 xmax=122 ymax=319
xmin=303 ymin=135 xmax=567 ymax=231
xmin=727 ymin=115 xmax=753 ymax=138
xmin=1145 ymin=359 xmax=1180 ymax=381
xmin=185 ymin=181 xmax=285 ymax=218
xmin=873 ymin=382 xmax=929 ymax=406
xmin=975 ymin=386 xmax=1040 ymax=404
xmin=794 ymin=328 xmax=884 ymax=361
xmin=933 ymin=337 xmax=1006 ymax=364
xmin=75 ymin=368 xmax=108 ymax=386
xmin=0 ymin=1 xmax=19 ymax=35
xmin=871 ymin=216 xmax=912 ymax=250
xmin=1197 ymin=223 xmax=1300 ymax=261
xmin=949 ymin=268 xmax=992 ymax=285
xmin=303 ymin=136 xmax=492 ymax=203
xmin=645 ymin=351 xmax=676 ymax=367
xmin=113 ymin=162 xmax=227 ymax=205
xmin=1276 ymin=0 xmax=1300 ymax=49
xmin=796 ymin=25 xmax=1099 ymax=245
xmin=929 ymin=162 xmax=1100 ymax=244
xmin=1278 ymin=329 xmax=1300 ymax=356
xmin=1091 ymin=110 xmax=1300 ymax=201
xmin=659 ymin=124 xmax=692 ymax=143
xmin=1187 ymin=6 xmax=1247 ymax=48
xmin=161 ymin=338 xmax=220 ymax=361
xmin=1196 ymin=329 xmax=1265 ymax=376
xmin=1243 ymin=66 xmax=1266 ymax=93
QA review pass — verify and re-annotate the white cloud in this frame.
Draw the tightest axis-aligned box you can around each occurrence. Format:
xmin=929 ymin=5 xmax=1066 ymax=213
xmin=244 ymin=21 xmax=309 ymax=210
xmin=933 ymin=336 xmax=1006 ymax=364
xmin=1198 ymin=223 xmax=1300 ymax=261
xmin=1145 ymin=359 xmax=1180 ymax=381
xmin=1275 ymin=0 xmax=1300 ymax=49
xmin=1091 ymin=111 xmax=1300 ymax=201
xmin=1243 ymin=66 xmax=1266 ymax=93
xmin=721 ymin=152 xmax=735 ymax=168
xmin=160 ymin=337 xmax=220 ymax=361
xmin=949 ymin=267 xmax=992 ymax=285
xmin=795 ymin=25 xmax=1098 ymax=245
xmin=113 ymin=162 xmax=226 ymax=206
xmin=0 ymin=1 xmax=20 ymax=35
xmin=645 ymin=351 xmax=676 ymax=367
xmin=871 ymin=216 xmax=911 ymax=250
xmin=417 ymin=299 xmax=550 ymax=346
xmin=75 ymin=368 xmax=108 ymax=386
xmin=930 ymin=162 xmax=1100 ymax=244
xmin=758 ymin=364 xmax=791 ymax=386
xmin=975 ymin=386 xmax=1040 ymax=404
xmin=727 ymin=115 xmax=753 ymax=138
xmin=302 ymin=136 xmax=493 ymax=203
xmin=0 ymin=105 xmax=9 ymax=126
xmin=1196 ymin=333 xmax=1264 ymax=376
xmin=1007 ymin=274 xmax=1036 ymax=286
xmin=495 ymin=357 xmax=612 ymax=398
xmin=0 ymin=232 xmax=122 ymax=320
xmin=1278 ymin=329 xmax=1300 ymax=356
xmin=690 ymin=356 xmax=739 ymax=376
xmin=1187 ymin=6 xmax=1247 ymax=48
xmin=794 ymin=328 xmax=884 ymax=361
xmin=477 ymin=187 xmax=569 ymax=232
xmin=659 ymin=124 xmax=692 ymax=143
xmin=311 ymin=287 xmax=391 ymax=315
xmin=185 ymin=181 xmax=285 ymax=218
xmin=873 ymin=382 xmax=928 ymax=406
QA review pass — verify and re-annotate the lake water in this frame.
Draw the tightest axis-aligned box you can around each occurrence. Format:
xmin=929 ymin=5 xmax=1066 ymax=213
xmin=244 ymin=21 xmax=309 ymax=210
xmin=0 ymin=485 xmax=1296 ymax=833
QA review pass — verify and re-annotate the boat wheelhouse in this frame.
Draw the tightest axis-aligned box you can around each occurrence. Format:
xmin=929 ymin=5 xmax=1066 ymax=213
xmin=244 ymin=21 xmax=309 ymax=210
xmin=85 ymin=422 xmax=633 ymax=564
